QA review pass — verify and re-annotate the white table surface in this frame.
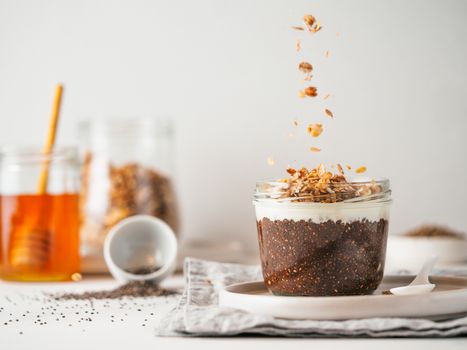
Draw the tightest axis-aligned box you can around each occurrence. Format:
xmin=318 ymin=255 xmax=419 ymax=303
xmin=1 ymin=275 xmax=466 ymax=350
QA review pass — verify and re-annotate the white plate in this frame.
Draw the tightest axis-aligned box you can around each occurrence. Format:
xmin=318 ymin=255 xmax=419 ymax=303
xmin=219 ymin=275 xmax=467 ymax=320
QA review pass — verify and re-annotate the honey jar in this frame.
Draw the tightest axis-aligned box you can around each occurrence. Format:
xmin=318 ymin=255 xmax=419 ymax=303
xmin=0 ymin=147 xmax=80 ymax=281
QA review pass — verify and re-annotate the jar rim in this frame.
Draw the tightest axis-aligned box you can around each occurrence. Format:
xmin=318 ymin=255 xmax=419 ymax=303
xmin=0 ymin=146 xmax=78 ymax=163
xmin=77 ymin=117 xmax=173 ymax=136
xmin=254 ymin=177 xmax=391 ymax=205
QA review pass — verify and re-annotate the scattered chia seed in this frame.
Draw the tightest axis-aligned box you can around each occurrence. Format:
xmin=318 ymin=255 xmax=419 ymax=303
xmin=1 ymin=274 xmax=178 ymax=333
xmin=51 ymin=281 xmax=177 ymax=300
xmin=124 ymin=266 xmax=161 ymax=275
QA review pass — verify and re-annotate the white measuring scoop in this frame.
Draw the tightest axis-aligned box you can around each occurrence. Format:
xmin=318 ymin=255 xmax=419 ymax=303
xmin=390 ymin=256 xmax=438 ymax=296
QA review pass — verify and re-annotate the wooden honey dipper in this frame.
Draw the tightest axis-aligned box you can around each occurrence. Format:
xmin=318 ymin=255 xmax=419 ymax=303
xmin=10 ymin=84 xmax=64 ymax=269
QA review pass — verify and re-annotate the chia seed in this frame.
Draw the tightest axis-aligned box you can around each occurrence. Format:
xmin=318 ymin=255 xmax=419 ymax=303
xmin=51 ymin=281 xmax=177 ymax=301
xmin=257 ymin=218 xmax=389 ymax=296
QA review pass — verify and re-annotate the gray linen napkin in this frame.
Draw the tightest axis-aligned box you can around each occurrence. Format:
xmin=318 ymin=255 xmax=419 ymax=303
xmin=156 ymin=258 xmax=467 ymax=337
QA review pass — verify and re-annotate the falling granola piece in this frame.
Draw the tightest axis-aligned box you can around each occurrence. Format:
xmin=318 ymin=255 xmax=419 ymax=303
xmin=337 ymin=164 xmax=344 ymax=175
xmin=291 ymin=26 xmax=304 ymax=31
xmin=303 ymin=86 xmax=318 ymax=97
xmin=303 ymin=15 xmax=316 ymax=28
xmin=293 ymin=120 xmax=299 ymax=127
xmin=317 ymin=163 xmax=326 ymax=176
xmin=355 ymin=166 xmax=367 ymax=174
xmin=346 ymin=165 xmax=352 ymax=170
xmin=299 ymin=62 xmax=313 ymax=80
xmin=325 ymin=50 xmax=330 ymax=58
xmin=296 ymin=39 xmax=301 ymax=52
xmin=298 ymin=62 xmax=313 ymax=74
xmin=310 ymin=146 xmax=321 ymax=153
xmin=323 ymin=94 xmax=331 ymax=100
xmin=307 ymin=123 xmax=323 ymax=138
xmin=324 ymin=109 xmax=334 ymax=118
xmin=267 ymin=156 xmax=275 ymax=166
xmin=311 ymin=22 xmax=322 ymax=33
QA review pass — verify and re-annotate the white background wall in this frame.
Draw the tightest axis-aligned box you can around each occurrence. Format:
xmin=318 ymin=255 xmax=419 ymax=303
xmin=1 ymin=0 xmax=466 ymax=252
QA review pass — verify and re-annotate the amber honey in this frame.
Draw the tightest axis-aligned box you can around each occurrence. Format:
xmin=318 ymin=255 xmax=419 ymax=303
xmin=0 ymin=193 xmax=80 ymax=281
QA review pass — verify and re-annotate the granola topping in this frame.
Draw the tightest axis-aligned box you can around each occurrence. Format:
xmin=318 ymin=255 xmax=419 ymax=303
xmin=336 ymin=163 xmax=344 ymax=175
xmin=355 ymin=166 xmax=367 ymax=174
xmin=298 ymin=62 xmax=313 ymax=74
xmin=291 ymin=26 xmax=304 ymax=31
xmin=306 ymin=123 xmax=323 ymax=137
xmin=295 ymin=39 xmax=301 ymax=52
xmin=299 ymin=62 xmax=313 ymax=81
xmin=303 ymin=15 xmax=316 ymax=27
xmin=303 ymin=86 xmax=318 ymax=97
xmin=277 ymin=164 xmax=383 ymax=203
xmin=311 ymin=22 xmax=322 ymax=33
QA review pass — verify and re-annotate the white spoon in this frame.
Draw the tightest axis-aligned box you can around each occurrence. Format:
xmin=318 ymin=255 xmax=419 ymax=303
xmin=390 ymin=256 xmax=438 ymax=296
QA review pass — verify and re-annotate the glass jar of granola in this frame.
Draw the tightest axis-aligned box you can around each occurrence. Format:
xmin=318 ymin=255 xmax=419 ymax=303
xmin=78 ymin=119 xmax=179 ymax=273
xmin=254 ymin=165 xmax=392 ymax=296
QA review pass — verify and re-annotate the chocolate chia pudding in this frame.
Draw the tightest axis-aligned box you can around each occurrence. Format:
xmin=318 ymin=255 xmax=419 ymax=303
xmin=254 ymin=165 xmax=392 ymax=296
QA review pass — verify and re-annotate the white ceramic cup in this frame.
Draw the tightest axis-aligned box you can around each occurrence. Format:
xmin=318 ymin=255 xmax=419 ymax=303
xmin=103 ymin=215 xmax=178 ymax=284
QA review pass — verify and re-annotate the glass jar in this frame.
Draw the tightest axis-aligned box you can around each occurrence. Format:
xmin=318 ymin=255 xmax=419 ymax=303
xmin=254 ymin=178 xmax=392 ymax=296
xmin=78 ymin=119 xmax=179 ymax=273
xmin=0 ymin=147 xmax=80 ymax=281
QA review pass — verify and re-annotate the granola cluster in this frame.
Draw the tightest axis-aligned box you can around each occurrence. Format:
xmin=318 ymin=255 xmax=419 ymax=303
xmin=403 ymin=225 xmax=464 ymax=239
xmin=299 ymin=61 xmax=313 ymax=81
xmin=105 ymin=163 xmax=179 ymax=231
xmin=279 ymin=164 xmax=381 ymax=203
xmin=307 ymin=123 xmax=323 ymax=137
xmin=293 ymin=15 xmax=321 ymax=33
xmin=80 ymin=154 xmax=179 ymax=250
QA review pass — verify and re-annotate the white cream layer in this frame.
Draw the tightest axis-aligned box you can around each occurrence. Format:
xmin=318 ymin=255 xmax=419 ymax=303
xmin=254 ymin=201 xmax=390 ymax=223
